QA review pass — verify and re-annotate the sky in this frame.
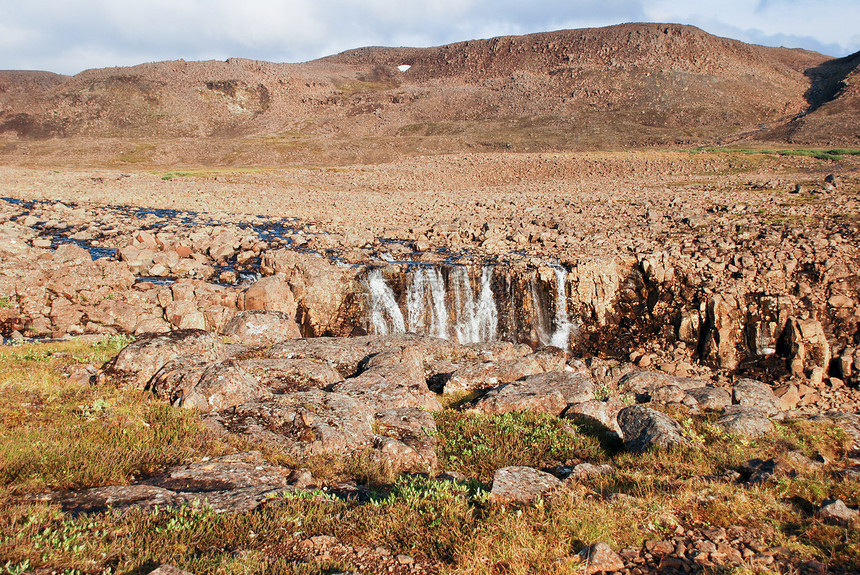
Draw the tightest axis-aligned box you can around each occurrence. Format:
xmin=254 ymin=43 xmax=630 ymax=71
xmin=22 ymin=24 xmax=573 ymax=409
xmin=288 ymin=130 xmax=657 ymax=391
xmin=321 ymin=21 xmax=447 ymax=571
xmin=1 ymin=0 xmax=858 ymax=75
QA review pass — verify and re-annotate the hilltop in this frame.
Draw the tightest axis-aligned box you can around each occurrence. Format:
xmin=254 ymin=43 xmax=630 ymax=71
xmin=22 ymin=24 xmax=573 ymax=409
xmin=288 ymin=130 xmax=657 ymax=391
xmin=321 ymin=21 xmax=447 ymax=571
xmin=0 ymin=23 xmax=856 ymax=166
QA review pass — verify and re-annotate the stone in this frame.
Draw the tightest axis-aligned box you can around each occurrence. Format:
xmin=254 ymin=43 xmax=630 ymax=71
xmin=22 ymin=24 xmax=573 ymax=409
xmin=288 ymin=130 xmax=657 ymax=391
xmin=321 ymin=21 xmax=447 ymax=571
xmin=740 ymin=457 xmax=798 ymax=483
xmin=259 ymin=250 xmax=356 ymax=336
xmin=618 ymin=370 xmax=709 ymax=401
xmin=41 ymin=452 xmax=301 ymax=515
xmin=148 ymin=566 xmax=195 ymax=575
xmin=568 ymin=463 xmax=615 ymax=480
xmin=372 ymin=407 xmax=439 ymax=474
xmin=563 ymin=397 xmax=624 ymax=439
xmin=685 ymin=386 xmax=732 ymax=410
xmin=782 ymin=318 xmax=831 ymax=376
xmin=489 ymin=466 xmax=561 ymax=504
xmin=617 ymin=405 xmax=691 ymax=453
xmin=470 ymin=370 xmax=594 ymax=416
xmin=773 ymin=384 xmax=801 ymax=411
xmin=221 ymin=310 xmax=301 ymax=346
xmin=577 ymin=542 xmax=625 ymax=574
xmin=716 ymin=406 xmax=774 ymax=437
xmin=104 ymin=329 xmax=227 ymax=389
xmin=331 ymin=347 xmax=442 ymax=411
xmin=239 ymin=358 xmax=343 ymax=393
xmin=179 ymin=360 xmax=273 ymax=413
xmin=239 ymin=275 xmax=297 ymax=317
xmin=732 ymin=378 xmax=782 ymax=416
xmin=817 ymin=499 xmax=858 ymax=526
xmin=204 ymin=391 xmax=375 ymax=460
xmin=444 ymin=356 xmax=544 ymax=394
xmin=164 ymin=300 xmax=206 ymax=330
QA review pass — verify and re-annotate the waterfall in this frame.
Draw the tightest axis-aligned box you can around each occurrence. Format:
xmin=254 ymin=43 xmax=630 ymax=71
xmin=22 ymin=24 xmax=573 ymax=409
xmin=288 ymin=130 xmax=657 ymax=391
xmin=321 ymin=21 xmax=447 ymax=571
xmin=365 ymin=265 xmax=497 ymax=343
xmin=366 ymin=269 xmax=406 ymax=336
xmin=530 ymin=276 xmax=552 ymax=346
xmin=475 ymin=267 xmax=498 ymax=342
xmin=426 ymin=267 xmax=449 ymax=339
xmin=549 ymin=265 xmax=574 ymax=350
xmin=452 ymin=266 xmax=478 ymax=343
xmin=406 ymin=269 xmax=426 ymax=334
xmin=530 ymin=266 xmax=574 ymax=350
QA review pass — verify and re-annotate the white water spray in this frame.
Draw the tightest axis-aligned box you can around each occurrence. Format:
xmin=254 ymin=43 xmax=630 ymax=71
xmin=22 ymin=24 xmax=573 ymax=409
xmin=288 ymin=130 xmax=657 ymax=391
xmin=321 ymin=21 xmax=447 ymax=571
xmin=366 ymin=269 xmax=406 ymax=336
xmin=549 ymin=265 xmax=574 ymax=350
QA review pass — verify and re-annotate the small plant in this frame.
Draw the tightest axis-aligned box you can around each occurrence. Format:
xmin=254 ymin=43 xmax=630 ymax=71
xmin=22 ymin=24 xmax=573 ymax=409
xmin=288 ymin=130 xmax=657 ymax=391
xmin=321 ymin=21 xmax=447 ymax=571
xmin=594 ymin=383 xmax=612 ymax=401
xmin=0 ymin=295 xmax=15 ymax=309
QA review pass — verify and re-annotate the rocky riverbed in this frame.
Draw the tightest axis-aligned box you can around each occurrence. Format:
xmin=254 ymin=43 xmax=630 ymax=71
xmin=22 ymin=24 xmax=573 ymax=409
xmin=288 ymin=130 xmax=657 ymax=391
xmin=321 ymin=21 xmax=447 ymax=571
xmin=1 ymin=151 xmax=859 ymax=573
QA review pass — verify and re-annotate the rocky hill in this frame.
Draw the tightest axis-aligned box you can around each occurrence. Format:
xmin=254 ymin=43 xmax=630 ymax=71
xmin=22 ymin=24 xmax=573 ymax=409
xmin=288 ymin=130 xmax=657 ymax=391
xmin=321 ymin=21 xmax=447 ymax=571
xmin=0 ymin=23 xmax=857 ymax=160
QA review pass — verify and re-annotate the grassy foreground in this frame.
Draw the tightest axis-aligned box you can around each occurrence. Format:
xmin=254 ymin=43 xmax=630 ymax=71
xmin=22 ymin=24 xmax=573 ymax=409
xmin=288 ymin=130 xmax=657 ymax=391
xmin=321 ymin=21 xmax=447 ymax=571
xmin=0 ymin=339 xmax=858 ymax=574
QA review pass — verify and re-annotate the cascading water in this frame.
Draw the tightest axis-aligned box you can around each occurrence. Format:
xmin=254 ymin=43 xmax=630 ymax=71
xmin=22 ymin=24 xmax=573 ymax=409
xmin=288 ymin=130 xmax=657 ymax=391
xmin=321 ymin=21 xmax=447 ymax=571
xmin=530 ymin=265 xmax=575 ymax=350
xmin=549 ymin=265 xmax=575 ymax=350
xmin=474 ymin=267 xmax=499 ymax=343
xmin=365 ymin=265 xmax=497 ymax=343
xmin=366 ymin=268 xmax=406 ymax=336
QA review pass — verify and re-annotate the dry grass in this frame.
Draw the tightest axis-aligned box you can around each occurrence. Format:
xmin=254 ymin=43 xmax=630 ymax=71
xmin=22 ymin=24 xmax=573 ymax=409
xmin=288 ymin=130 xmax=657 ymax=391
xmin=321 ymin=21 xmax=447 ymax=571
xmin=0 ymin=339 xmax=858 ymax=574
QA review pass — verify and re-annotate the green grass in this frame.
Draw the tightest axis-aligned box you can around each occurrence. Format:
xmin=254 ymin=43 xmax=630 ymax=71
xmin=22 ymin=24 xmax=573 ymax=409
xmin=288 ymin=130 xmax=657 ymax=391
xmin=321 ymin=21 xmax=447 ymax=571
xmin=435 ymin=410 xmax=609 ymax=483
xmin=0 ymin=340 xmax=857 ymax=574
xmin=159 ymin=167 xmax=271 ymax=180
xmin=685 ymin=146 xmax=860 ymax=161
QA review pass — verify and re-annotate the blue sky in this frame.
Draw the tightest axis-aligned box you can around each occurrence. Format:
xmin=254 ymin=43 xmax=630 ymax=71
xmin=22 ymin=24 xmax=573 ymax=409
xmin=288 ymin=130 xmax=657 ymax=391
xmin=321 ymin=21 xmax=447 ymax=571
xmin=1 ymin=0 xmax=858 ymax=75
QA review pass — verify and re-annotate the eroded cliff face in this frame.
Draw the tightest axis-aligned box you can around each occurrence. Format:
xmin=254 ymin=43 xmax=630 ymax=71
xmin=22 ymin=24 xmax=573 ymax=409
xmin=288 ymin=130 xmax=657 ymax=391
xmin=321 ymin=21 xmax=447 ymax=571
xmin=1 ymin=173 xmax=859 ymax=396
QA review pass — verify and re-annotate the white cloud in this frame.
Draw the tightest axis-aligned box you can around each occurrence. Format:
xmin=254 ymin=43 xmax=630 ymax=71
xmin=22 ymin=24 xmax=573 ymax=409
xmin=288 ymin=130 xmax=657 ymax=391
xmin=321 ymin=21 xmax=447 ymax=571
xmin=644 ymin=0 xmax=860 ymax=56
xmin=0 ymin=0 xmax=857 ymax=74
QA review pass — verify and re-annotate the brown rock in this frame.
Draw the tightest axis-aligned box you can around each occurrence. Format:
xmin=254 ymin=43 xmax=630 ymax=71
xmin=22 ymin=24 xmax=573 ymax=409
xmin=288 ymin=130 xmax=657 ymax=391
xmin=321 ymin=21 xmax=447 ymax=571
xmin=222 ymin=310 xmax=301 ymax=346
xmin=577 ymin=542 xmax=625 ymax=574
xmin=489 ymin=466 xmax=561 ymax=504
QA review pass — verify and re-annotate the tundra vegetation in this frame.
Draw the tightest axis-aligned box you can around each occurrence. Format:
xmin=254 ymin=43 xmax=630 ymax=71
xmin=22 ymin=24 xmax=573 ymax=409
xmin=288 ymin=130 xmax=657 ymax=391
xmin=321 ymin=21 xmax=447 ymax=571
xmin=0 ymin=338 xmax=857 ymax=574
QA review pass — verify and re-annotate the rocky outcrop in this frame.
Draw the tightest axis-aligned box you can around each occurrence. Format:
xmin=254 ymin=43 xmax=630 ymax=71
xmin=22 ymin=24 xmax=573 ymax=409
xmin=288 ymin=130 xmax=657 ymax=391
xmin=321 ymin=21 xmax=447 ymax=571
xmin=104 ymin=329 xmax=227 ymax=389
xmin=469 ymin=370 xmax=595 ymax=416
xmin=38 ymin=452 xmax=305 ymax=514
xmin=205 ymin=391 xmax=376 ymax=460
xmin=221 ymin=310 xmax=301 ymax=346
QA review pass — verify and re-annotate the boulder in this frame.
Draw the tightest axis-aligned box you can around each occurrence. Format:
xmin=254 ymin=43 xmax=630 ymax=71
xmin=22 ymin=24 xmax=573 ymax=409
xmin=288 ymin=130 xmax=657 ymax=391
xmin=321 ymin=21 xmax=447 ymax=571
xmin=732 ymin=378 xmax=782 ymax=416
xmin=489 ymin=466 xmax=561 ymax=504
xmin=372 ymin=407 xmax=439 ymax=474
xmin=239 ymin=275 xmax=297 ymax=317
xmin=104 ymin=330 xmax=226 ymax=389
xmin=180 ymin=361 xmax=272 ymax=413
xmin=685 ymin=386 xmax=732 ymax=411
xmin=444 ymin=356 xmax=544 ymax=394
xmin=469 ymin=371 xmax=595 ymax=416
xmin=239 ymin=358 xmax=343 ymax=393
xmin=563 ymin=398 xmax=624 ymax=439
xmin=332 ymin=347 xmax=442 ymax=411
xmin=204 ymin=391 xmax=375 ymax=460
xmin=817 ymin=499 xmax=859 ymax=526
xmin=577 ymin=542 xmax=625 ymax=574
xmin=222 ymin=310 xmax=301 ymax=346
xmin=618 ymin=370 xmax=709 ymax=401
xmin=715 ymin=406 xmax=774 ymax=438
xmin=617 ymin=405 xmax=691 ymax=453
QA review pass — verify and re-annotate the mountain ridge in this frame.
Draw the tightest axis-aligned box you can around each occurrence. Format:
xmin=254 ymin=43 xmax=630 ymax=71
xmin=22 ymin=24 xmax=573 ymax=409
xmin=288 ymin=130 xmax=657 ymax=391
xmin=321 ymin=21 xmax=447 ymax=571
xmin=0 ymin=23 xmax=856 ymax=164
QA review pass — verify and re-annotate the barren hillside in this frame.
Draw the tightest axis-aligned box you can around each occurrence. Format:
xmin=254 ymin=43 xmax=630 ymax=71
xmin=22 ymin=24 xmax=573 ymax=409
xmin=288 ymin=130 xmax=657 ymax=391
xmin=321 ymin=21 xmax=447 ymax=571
xmin=0 ymin=23 xmax=856 ymax=165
